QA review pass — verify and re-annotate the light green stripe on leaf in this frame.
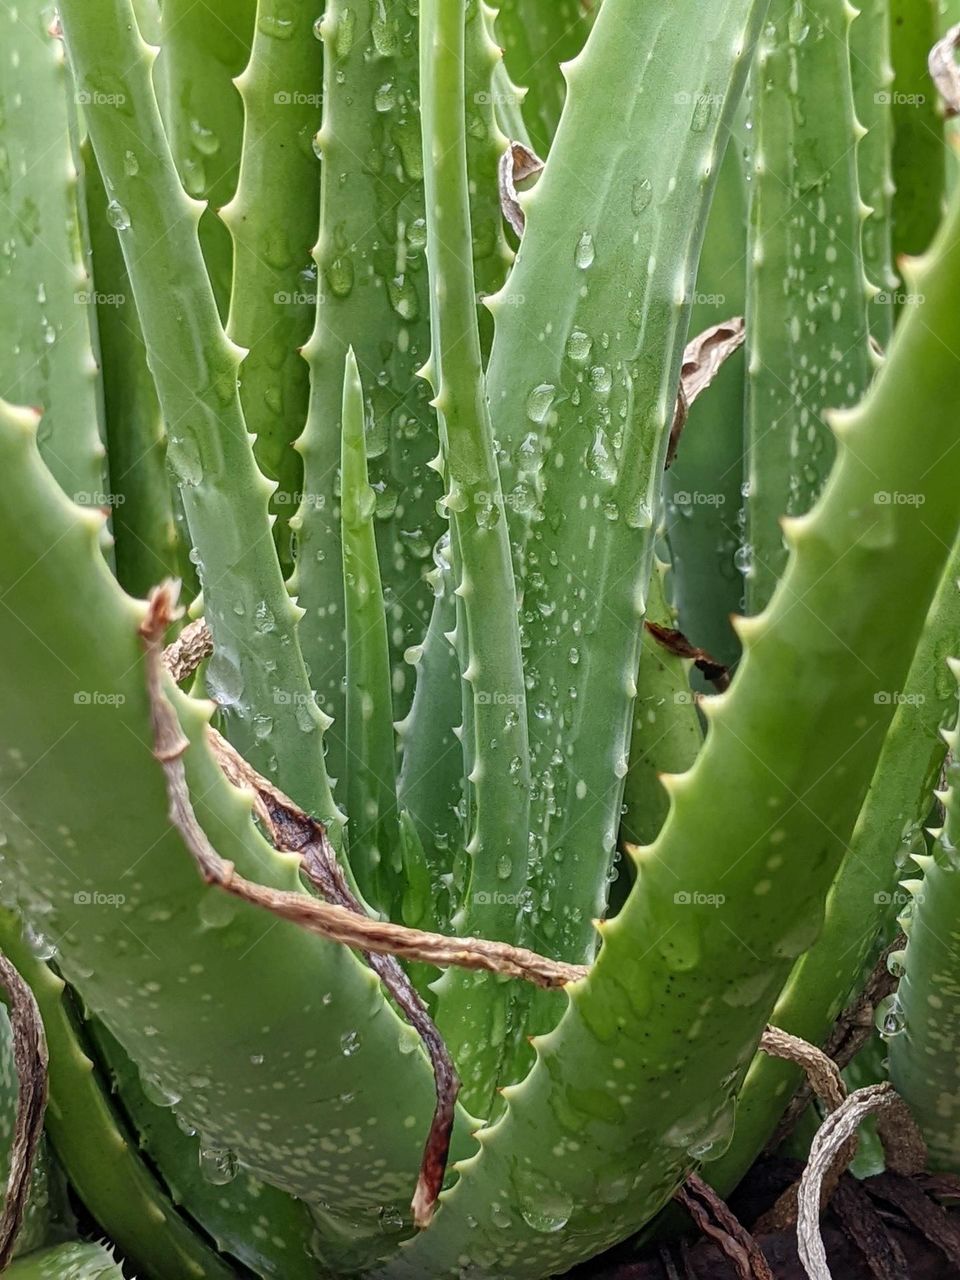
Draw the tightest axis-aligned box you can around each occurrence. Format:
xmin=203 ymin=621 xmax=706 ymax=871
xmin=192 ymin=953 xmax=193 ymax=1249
xmin=0 ymin=5 xmax=107 ymax=511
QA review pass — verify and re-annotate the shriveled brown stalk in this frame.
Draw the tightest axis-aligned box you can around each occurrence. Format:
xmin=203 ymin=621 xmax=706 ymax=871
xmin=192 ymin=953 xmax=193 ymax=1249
xmin=675 ymin=1173 xmax=774 ymax=1280
xmin=867 ymin=1173 xmax=960 ymax=1269
xmin=148 ymin=586 xmax=584 ymax=987
xmin=797 ymin=1085 xmax=924 ymax=1280
xmin=160 ymin=616 xmax=213 ymax=684
xmin=144 ymin=583 xmax=589 ymax=1222
xmin=0 ymin=952 xmax=48 ymax=1269
xmin=831 ymin=1176 xmax=908 ymax=1280
xmin=756 ymin=1027 xmax=852 ymax=1233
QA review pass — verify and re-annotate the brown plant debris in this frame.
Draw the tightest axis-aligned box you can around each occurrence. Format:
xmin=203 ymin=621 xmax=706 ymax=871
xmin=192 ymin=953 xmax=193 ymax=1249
xmin=930 ymin=23 xmax=960 ymax=117
xmin=675 ymin=1173 xmax=774 ymax=1280
xmin=867 ymin=1173 xmax=960 ymax=1272
xmin=831 ymin=1176 xmax=908 ymax=1280
xmin=498 ymin=140 xmax=544 ymax=236
xmin=667 ymin=318 xmax=746 ymax=469
xmin=0 ymin=951 xmax=48 ymax=1270
xmin=645 ymin=621 xmax=731 ymax=693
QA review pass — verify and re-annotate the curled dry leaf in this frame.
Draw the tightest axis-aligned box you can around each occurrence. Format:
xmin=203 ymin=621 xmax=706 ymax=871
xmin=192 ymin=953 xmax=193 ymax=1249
xmin=498 ymin=140 xmax=545 ymax=237
xmin=0 ymin=952 xmax=48 ymax=1270
xmin=930 ymin=23 xmax=960 ymax=118
xmin=667 ymin=317 xmax=746 ymax=468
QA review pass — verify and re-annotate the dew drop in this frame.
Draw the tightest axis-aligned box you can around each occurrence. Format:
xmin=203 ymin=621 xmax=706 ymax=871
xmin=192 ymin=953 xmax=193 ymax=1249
xmin=106 ymin=199 xmax=131 ymax=231
xmin=199 ymin=1145 xmax=239 ymax=1185
xmin=574 ymin=231 xmax=595 ymax=269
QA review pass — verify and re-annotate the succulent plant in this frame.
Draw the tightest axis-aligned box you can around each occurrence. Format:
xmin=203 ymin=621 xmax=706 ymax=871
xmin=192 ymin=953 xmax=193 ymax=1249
xmin=0 ymin=1 xmax=959 ymax=1277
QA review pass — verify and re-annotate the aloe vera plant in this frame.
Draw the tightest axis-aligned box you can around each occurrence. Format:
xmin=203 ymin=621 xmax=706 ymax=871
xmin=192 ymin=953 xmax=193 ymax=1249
xmin=1 ymin=1 xmax=960 ymax=1277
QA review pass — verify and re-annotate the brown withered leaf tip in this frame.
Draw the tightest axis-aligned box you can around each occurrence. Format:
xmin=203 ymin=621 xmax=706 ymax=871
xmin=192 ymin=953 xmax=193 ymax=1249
xmin=667 ymin=317 xmax=746 ymax=469
xmin=644 ymin=620 xmax=731 ymax=692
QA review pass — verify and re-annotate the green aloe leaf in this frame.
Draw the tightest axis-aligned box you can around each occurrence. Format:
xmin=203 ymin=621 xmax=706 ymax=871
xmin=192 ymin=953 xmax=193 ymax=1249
xmin=0 ymin=6 xmax=107 ymax=511
xmin=5 ymin=1243 xmax=125 ymax=1280
xmin=621 ymin=565 xmax=704 ymax=849
xmin=665 ymin=139 xmax=747 ymax=669
xmin=889 ymin=0 xmax=945 ymax=259
xmin=220 ymin=0 xmax=321 ymax=574
xmin=0 ymin=910 xmax=236 ymax=1280
xmin=487 ymin=0 xmax=765 ymax=989
xmin=494 ymin=0 xmax=591 ymax=155
xmin=154 ymin=0 xmax=254 ymax=316
xmin=340 ymin=349 xmax=402 ymax=915
xmin=418 ymin=0 xmax=531 ymax=1119
xmin=744 ymin=0 xmax=873 ymax=612
xmin=82 ymin=140 xmax=179 ymax=599
xmin=708 ymin=539 xmax=960 ymax=1192
xmin=888 ymin=661 xmax=960 ymax=1167
xmin=851 ymin=0 xmax=897 ymax=345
